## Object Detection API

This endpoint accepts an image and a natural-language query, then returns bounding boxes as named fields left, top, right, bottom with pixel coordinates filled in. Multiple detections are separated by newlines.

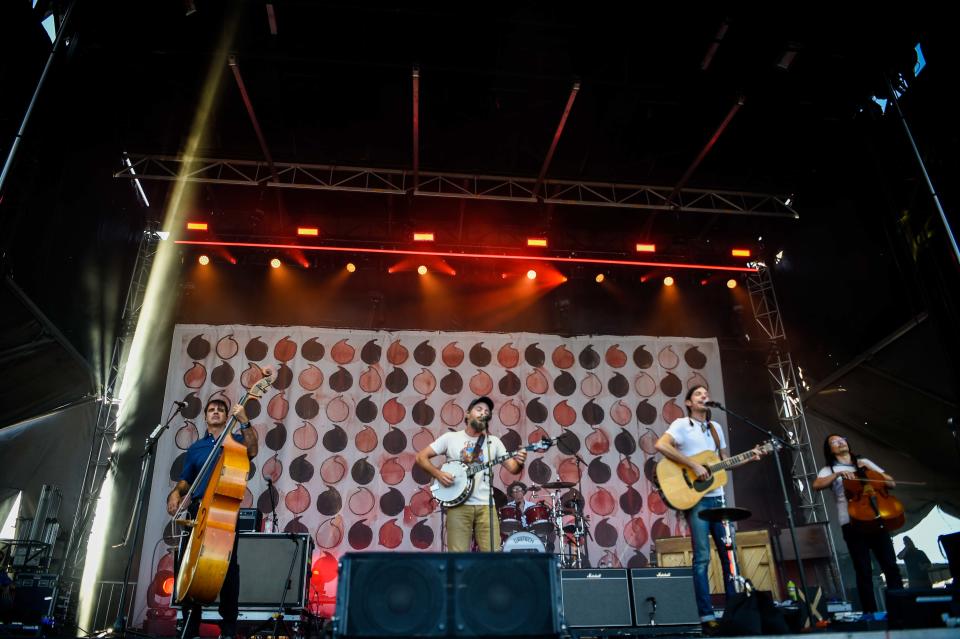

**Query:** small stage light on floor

left=198, top=255, right=210, bottom=266
left=346, top=262, right=357, bottom=273
left=663, top=276, right=675, bottom=286
left=162, top=577, right=174, bottom=596
left=417, top=265, right=428, bottom=275
left=270, top=258, right=281, bottom=269
left=595, top=273, right=605, bottom=283
left=527, top=269, right=537, bottom=280
left=727, top=278, right=738, bottom=289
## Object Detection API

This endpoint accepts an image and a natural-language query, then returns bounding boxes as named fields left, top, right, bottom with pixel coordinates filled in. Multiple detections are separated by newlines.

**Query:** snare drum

left=499, top=504, right=523, bottom=534
left=523, top=502, right=552, bottom=535
left=501, top=531, right=546, bottom=553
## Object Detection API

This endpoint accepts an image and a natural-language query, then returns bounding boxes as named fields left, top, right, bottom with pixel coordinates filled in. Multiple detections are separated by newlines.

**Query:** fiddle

left=842, top=464, right=905, bottom=533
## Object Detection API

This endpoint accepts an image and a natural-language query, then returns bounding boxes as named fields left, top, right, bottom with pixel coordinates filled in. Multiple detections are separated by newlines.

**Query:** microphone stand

left=98, top=401, right=184, bottom=638
left=266, top=478, right=279, bottom=532
left=707, top=403, right=810, bottom=607
left=486, top=432, right=496, bottom=552
left=572, top=454, right=592, bottom=568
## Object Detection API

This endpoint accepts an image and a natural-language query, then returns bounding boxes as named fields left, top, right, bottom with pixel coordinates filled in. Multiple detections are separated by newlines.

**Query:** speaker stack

left=334, top=553, right=565, bottom=639
left=333, top=556, right=700, bottom=638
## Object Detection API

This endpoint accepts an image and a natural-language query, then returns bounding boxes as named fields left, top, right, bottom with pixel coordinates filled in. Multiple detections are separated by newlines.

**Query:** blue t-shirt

left=180, top=431, right=246, bottom=497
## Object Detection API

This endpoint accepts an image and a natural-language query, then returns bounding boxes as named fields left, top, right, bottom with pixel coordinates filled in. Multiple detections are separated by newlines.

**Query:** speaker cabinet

left=452, top=554, right=564, bottom=638
left=630, top=567, right=699, bottom=626
left=175, top=532, right=313, bottom=610
left=885, top=588, right=960, bottom=629
left=334, top=552, right=564, bottom=639
left=561, top=569, right=632, bottom=627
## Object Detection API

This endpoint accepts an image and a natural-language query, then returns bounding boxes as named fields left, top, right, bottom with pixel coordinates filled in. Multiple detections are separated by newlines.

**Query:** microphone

left=704, top=401, right=724, bottom=408
left=173, top=400, right=187, bottom=408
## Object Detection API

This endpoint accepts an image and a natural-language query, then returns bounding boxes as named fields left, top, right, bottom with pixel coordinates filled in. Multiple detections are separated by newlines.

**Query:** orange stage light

left=417, top=265, right=428, bottom=275
left=526, top=270, right=537, bottom=280
left=198, top=255, right=210, bottom=266
left=162, top=577, right=174, bottom=596
left=727, top=278, right=738, bottom=289
left=731, top=248, right=751, bottom=257
left=635, top=243, right=656, bottom=253
left=186, top=222, right=208, bottom=231
left=527, top=238, right=548, bottom=247
left=663, top=276, right=675, bottom=286
left=346, top=263, right=356, bottom=272
left=595, top=273, right=605, bottom=283
left=413, top=232, right=435, bottom=242
left=297, top=227, right=319, bottom=236
left=270, top=258, right=281, bottom=269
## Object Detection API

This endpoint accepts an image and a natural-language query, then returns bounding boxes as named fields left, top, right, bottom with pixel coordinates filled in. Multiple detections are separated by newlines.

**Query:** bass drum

left=501, top=531, right=546, bottom=553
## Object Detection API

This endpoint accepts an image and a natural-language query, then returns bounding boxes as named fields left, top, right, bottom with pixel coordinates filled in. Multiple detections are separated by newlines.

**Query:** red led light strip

left=175, top=240, right=757, bottom=272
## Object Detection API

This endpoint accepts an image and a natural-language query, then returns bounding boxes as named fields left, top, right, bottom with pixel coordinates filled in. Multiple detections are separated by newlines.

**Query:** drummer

left=507, top=481, right=537, bottom=527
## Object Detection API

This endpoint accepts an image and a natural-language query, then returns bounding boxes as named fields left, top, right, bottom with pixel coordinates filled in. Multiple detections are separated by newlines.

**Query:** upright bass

left=174, top=371, right=274, bottom=604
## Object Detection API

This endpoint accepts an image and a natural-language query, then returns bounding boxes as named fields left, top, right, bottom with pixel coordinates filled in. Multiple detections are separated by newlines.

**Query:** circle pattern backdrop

left=136, top=325, right=729, bottom=622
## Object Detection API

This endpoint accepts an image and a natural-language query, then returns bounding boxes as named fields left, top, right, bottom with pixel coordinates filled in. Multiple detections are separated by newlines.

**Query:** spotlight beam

left=176, top=240, right=757, bottom=272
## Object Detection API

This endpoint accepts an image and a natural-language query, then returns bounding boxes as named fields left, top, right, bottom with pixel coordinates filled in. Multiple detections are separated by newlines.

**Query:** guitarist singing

left=654, top=385, right=762, bottom=637
left=415, top=396, right=526, bottom=551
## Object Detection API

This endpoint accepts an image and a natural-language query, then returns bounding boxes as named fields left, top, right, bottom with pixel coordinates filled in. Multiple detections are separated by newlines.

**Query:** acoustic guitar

left=655, top=442, right=773, bottom=510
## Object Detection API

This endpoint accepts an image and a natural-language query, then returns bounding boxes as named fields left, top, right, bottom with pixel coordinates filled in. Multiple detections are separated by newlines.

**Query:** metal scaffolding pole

left=53, top=222, right=161, bottom=625
left=744, top=263, right=846, bottom=596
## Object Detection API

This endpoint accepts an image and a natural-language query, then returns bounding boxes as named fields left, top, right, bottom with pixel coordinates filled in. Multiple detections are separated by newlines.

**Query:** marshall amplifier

left=561, top=569, right=633, bottom=627
left=630, top=567, right=699, bottom=626
left=237, top=508, right=263, bottom=533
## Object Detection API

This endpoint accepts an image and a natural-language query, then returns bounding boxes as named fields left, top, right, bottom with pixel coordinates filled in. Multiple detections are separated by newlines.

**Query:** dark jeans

left=841, top=523, right=903, bottom=612
left=177, top=504, right=241, bottom=638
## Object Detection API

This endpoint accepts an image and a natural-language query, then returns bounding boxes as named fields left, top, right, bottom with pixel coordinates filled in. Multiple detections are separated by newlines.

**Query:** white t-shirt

left=816, top=458, right=884, bottom=526
left=665, top=416, right=727, bottom=498
left=430, top=430, right=507, bottom=506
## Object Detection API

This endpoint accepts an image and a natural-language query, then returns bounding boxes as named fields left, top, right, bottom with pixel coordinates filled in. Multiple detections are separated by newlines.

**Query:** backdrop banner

left=135, top=325, right=728, bottom=623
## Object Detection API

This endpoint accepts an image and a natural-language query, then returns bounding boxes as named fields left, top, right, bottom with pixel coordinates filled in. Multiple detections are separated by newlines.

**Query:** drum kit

left=499, top=480, right=590, bottom=567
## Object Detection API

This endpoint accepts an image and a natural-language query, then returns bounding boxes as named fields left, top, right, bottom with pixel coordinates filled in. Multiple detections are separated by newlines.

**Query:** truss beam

left=116, top=155, right=799, bottom=218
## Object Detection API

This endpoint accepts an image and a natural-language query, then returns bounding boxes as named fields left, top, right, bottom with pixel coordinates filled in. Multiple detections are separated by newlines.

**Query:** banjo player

left=415, top=396, right=527, bottom=551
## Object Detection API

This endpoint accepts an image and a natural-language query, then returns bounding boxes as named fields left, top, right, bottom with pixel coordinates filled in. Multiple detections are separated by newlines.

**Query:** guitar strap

left=465, top=433, right=486, bottom=464
left=708, top=422, right=723, bottom=459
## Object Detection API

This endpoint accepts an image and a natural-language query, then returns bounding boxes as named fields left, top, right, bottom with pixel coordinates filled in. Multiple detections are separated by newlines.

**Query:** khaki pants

left=445, top=504, right=501, bottom=552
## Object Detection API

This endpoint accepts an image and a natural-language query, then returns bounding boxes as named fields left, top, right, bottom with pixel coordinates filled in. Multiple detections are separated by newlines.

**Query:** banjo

left=431, top=437, right=554, bottom=507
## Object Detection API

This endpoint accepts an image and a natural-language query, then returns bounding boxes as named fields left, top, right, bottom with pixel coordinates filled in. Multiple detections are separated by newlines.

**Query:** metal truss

left=116, top=155, right=799, bottom=218
left=745, top=264, right=845, bottom=594
left=54, top=222, right=161, bottom=623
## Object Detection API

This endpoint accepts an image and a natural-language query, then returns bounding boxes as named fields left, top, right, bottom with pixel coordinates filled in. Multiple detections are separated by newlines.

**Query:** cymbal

left=542, top=480, right=576, bottom=489
left=697, top=507, right=752, bottom=523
